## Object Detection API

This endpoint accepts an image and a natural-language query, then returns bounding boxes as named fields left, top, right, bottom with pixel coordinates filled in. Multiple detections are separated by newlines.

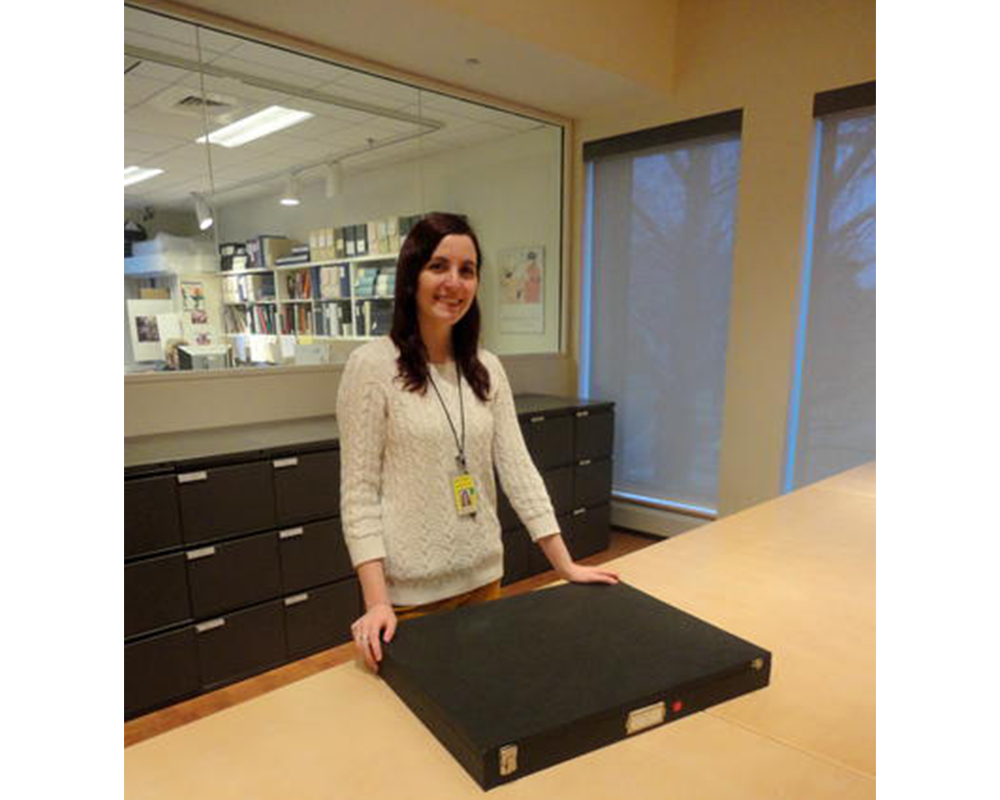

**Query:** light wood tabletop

left=125, top=462, right=875, bottom=799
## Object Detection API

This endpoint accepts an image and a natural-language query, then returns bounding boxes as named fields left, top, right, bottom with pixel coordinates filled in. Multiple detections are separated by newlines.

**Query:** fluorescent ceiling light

left=196, top=105, right=314, bottom=148
left=124, top=166, right=164, bottom=187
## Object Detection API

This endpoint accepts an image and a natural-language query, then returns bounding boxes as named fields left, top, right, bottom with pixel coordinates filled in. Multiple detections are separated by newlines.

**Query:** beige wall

left=125, top=0, right=875, bottom=518
left=571, top=0, right=874, bottom=515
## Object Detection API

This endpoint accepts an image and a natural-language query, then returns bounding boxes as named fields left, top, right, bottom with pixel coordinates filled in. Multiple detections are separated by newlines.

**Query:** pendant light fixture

left=192, top=192, right=214, bottom=230
left=280, top=174, right=301, bottom=206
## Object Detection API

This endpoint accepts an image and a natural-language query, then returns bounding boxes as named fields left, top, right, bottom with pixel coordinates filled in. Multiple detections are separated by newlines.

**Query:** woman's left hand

left=559, top=563, right=620, bottom=585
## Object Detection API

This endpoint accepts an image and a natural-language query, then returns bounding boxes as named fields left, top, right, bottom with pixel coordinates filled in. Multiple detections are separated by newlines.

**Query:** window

left=582, top=113, right=742, bottom=515
left=785, top=85, right=875, bottom=491
left=124, top=4, right=564, bottom=374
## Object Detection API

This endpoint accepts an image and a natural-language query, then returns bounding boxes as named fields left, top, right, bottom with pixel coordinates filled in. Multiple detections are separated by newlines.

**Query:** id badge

left=452, top=473, right=478, bottom=516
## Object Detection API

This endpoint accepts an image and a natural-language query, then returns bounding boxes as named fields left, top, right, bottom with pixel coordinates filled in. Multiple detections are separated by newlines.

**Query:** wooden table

left=125, top=463, right=875, bottom=799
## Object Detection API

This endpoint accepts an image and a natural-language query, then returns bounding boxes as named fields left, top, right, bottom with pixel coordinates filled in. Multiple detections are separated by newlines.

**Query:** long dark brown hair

left=390, top=212, right=491, bottom=401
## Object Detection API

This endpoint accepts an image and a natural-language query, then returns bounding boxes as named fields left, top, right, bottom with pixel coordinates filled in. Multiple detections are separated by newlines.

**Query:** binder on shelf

left=248, top=235, right=294, bottom=269
left=354, top=266, right=379, bottom=298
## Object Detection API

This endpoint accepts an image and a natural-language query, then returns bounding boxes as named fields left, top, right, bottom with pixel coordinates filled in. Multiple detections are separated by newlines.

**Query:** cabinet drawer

left=543, top=466, right=574, bottom=515
left=521, top=414, right=573, bottom=470
left=272, top=450, right=341, bottom=526
left=496, top=465, right=571, bottom=532
left=573, top=458, right=613, bottom=509
left=567, top=503, right=611, bottom=560
left=125, top=553, right=191, bottom=639
left=277, top=518, right=353, bottom=593
left=176, top=461, right=275, bottom=545
left=573, top=409, right=615, bottom=461
left=501, top=527, right=528, bottom=586
left=185, top=531, right=282, bottom=619
left=195, top=600, right=287, bottom=691
left=125, top=475, right=182, bottom=558
left=125, top=627, right=199, bottom=719
left=283, top=579, right=361, bottom=659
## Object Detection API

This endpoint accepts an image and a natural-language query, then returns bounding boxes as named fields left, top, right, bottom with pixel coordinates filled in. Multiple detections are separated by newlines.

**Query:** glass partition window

left=124, top=5, right=564, bottom=374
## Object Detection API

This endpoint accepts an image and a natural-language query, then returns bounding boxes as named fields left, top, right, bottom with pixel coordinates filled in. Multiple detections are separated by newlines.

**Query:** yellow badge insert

left=453, top=473, right=478, bottom=515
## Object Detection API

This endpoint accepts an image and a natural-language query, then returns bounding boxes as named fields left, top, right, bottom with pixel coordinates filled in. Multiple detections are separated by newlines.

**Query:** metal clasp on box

left=499, top=744, right=518, bottom=776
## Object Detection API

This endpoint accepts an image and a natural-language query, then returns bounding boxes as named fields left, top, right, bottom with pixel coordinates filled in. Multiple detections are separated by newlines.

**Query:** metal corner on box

left=499, top=744, right=518, bottom=776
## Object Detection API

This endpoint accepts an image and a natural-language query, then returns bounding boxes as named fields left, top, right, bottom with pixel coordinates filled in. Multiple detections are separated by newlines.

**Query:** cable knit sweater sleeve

left=336, top=346, right=389, bottom=567
left=486, top=352, right=561, bottom=542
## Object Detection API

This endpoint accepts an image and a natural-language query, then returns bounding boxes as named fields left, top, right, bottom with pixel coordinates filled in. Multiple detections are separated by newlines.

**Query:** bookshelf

left=216, top=214, right=424, bottom=363
left=219, top=253, right=398, bottom=357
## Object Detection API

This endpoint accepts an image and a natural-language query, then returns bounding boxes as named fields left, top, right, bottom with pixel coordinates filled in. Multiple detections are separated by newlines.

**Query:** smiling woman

left=124, top=3, right=565, bottom=376
left=335, top=212, right=617, bottom=672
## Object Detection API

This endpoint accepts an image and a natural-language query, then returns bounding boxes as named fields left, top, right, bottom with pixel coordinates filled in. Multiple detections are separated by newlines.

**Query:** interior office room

left=115, top=0, right=877, bottom=797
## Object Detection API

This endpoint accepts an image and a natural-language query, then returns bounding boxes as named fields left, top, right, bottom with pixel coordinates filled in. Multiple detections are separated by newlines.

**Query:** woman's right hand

left=350, top=602, right=397, bottom=672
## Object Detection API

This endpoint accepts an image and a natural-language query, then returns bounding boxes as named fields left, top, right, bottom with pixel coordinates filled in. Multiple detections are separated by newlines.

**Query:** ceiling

left=125, top=5, right=555, bottom=210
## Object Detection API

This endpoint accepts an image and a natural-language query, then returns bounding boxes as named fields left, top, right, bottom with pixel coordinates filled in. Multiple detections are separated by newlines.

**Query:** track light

left=325, top=162, right=344, bottom=199
left=193, top=193, right=214, bottom=231
left=280, top=174, right=301, bottom=206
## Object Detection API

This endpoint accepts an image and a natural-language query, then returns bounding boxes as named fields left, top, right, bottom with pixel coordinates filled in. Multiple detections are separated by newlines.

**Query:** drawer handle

left=195, top=618, right=225, bottom=634
left=273, top=457, right=299, bottom=469
left=284, top=593, right=310, bottom=607
left=177, top=471, right=207, bottom=484
left=279, top=527, right=305, bottom=539
left=529, top=415, right=545, bottom=424
left=576, top=410, right=590, bottom=418
left=578, top=459, right=592, bottom=467
left=573, top=507, right=587, bottom=516
left=186, top=546, right=216, bottom=561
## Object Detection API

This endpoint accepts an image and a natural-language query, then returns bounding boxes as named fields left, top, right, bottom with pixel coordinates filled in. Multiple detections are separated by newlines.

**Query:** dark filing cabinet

left=124, top=396, right=614, bottom=720
left=497, top=396, right=616, bottom=585
left=124, top=418, right=361, bottom=720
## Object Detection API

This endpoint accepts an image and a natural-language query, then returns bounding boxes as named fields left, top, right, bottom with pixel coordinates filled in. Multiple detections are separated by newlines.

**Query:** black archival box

left=379, top=581, right=771, bottom=790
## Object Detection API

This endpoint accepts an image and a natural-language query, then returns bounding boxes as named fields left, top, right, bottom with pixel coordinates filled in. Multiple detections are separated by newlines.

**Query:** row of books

left=319, top=265, right=351, bottom=299
left=222, top=274, right=276, bottom=303
left=315, top=302, right=354, bottom=338
left=353, top=265, right=396, bottom=298
left=224, top=304, right=278, bottom=334
left=355, top=299, right=394, bottom=337
left=280, top=304, right=315, bottom=336
left=284, top=269, right=313, bottom=300
left=307, top=214, right=423, bottom=261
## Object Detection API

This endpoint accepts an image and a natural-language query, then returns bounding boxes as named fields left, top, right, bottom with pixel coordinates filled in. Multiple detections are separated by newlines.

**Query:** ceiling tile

left=124, top=130, right=190, bottom=156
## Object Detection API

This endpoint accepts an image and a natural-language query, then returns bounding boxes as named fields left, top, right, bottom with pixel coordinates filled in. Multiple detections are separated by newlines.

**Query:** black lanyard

left=427, top=362, right=467, bottom=471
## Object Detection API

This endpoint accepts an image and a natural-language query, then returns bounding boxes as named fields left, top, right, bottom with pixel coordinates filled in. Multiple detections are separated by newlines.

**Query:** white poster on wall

left=126, top=299, right=175, bottom=361
left=497, top=246, right=544, bottom=334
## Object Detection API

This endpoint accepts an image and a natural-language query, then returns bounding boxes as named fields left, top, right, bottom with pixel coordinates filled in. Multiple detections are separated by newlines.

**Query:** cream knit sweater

left=336, top=337, right=559, bottom=605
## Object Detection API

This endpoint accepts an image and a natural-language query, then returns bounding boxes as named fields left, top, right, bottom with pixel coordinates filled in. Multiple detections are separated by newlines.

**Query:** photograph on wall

left=181, top=281, right=206, bottom=312
left=498, top=246, right=545, bottom=334
left=126, top=299, right=175, bottom=361
left=136, top=316, right=160, bottom=343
